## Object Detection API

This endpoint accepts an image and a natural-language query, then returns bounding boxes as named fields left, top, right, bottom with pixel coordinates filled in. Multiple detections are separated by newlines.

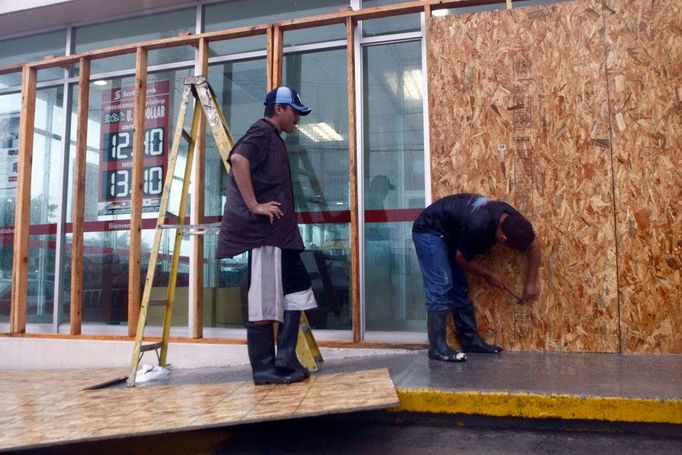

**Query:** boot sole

left=428, top=352, right=467, bottom=362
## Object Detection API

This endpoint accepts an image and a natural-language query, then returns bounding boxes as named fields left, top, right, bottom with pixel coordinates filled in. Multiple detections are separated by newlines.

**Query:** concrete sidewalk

left=162, top=350, right=682, bottom=425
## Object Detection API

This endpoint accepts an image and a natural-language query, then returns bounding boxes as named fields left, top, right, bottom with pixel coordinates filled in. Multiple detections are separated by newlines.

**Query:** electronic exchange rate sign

left=98, top=80, right=170, bottom=216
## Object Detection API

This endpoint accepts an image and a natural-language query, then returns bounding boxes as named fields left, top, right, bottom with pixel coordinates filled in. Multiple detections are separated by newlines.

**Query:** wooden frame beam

left=271, top=25, right=283, bottom=89
left=0, top=63, right=24, bottom=76
left=69, top=58, right=91, bottom=335
left=26, top=25, right=270, bottom=71
left=346, top=17, right=361, bottom=343
left=128, top=47, right=148, bottom=337
left=10, top=65, right=37, bottom=334
left=190, top=38, right=209, bottom=339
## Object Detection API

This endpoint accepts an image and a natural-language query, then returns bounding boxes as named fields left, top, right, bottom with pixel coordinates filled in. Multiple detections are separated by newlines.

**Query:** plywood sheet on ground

left=428, top=0, right=619, bottom=351
left=0, top=368, right=398, bottom=451
left=604, top=0, right=682, bottom=353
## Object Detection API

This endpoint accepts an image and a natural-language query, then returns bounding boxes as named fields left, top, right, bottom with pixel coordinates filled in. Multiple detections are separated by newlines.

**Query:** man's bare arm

left=231, top=154, right=283, bottom=224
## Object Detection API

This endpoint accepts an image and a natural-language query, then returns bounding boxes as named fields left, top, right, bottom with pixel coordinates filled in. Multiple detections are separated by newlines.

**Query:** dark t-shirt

left=412, top=193, right=522, bottom=261
left=216, top=119, right=304, bottom=258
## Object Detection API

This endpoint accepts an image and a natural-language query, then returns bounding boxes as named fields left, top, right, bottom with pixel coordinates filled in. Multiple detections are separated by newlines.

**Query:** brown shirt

left=216, top=118, right=304, bottom=258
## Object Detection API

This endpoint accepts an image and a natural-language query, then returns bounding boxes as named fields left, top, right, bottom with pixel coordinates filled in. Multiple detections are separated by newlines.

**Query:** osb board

left=604, top=0, right=682, bottom=353
left=428, top=0, right=620, bottom=351
left=0, top=368, right=398, bottom=451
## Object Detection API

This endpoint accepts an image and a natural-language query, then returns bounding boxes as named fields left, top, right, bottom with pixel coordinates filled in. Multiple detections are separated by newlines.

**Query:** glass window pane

left=0, top=30, right=67, bottom=86
left=363, top=41, right=425, bottom=331
left=74, top=9, right=195, bottom=74
left=284, top=49, right=349, bottom=212
left=361, top=0, right=420, bottom=37
left=0, top=92, right=21, bottom=322
left=203, top=58, right=267, bottom=329
left=64, top=68, right=193, bottom=328
left=284, top=25, right=346, bottom=47
left=365, top=221, right=424, bottom=331
left=285, top=48, right=352, bottom=330
left=205, top=0, right=347, bottom=55
left=24, top=86, right=65, bottom=325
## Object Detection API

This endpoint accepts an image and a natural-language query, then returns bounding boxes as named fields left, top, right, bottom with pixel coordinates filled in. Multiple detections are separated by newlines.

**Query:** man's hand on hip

left=252, top=201, right=283, bottom=224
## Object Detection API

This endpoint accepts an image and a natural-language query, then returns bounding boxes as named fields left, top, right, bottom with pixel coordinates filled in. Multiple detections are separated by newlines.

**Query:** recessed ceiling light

left=93, top=80, right=108, bottom=86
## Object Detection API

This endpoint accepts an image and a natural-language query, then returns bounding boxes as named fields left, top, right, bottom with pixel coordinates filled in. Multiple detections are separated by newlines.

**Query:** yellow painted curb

left=395, top=388, right=682, bottom=424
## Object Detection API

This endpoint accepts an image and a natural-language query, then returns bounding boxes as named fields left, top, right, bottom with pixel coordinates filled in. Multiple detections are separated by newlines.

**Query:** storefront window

left=204, top=0, right=347, bottom=55
left=0, top=31, right=66, bottom=88
left=361, top=0, right=421, bottom=38
left=73, top=9, right=195, bottom=75
left=202, top=58, right=267, bottom=329
left=0, top=93, right=21, bottom=322
left=284, top=47, right=352, bottom=330
left=25, top=86, right=65, bottom=324
left=363, top=40, right=425, bottom=332
left=63, top=68, right=193, bottom=328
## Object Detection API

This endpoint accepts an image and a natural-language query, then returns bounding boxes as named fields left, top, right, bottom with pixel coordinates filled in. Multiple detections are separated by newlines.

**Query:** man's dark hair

left=501, top=213, right=535, bottom=251
left=264, top=102, right=276, bottom=118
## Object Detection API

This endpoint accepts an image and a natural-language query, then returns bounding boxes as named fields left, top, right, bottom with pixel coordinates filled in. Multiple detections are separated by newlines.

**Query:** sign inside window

left=98, top=80, right=170, bottom=216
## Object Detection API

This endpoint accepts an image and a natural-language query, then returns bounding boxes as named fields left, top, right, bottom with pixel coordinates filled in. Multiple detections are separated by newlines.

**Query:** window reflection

left=363, top=41, right=426, bottom=332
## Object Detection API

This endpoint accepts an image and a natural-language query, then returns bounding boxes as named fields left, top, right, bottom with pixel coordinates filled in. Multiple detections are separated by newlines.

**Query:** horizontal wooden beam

left=27, top=24, right=270, bottom=70
left=0, top=63, right=23, bottom=76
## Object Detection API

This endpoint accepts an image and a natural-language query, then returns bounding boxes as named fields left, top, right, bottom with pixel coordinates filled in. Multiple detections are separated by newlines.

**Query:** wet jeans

left=412, top=232, right=471, bottom=311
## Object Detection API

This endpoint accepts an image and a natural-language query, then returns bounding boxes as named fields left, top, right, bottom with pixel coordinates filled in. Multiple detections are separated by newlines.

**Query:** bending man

left=217, top=86, right=316, bottom=385
left=412, top=193, right=541, bottom=361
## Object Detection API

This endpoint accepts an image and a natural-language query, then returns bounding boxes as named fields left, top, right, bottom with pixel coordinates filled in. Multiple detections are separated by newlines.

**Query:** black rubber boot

left=453, top=305, right=503, bottom=354
left=246, top=322, right=306, bottom=385
left=275, top=310, right=310, bottom=378
left=427, top=310, right=466, bottom=362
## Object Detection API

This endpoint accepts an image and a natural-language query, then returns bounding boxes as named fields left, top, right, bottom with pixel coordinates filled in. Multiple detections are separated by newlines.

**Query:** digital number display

left=101, top=165, right=164, bottom=201
left=102, top=127, right=164, bottom=162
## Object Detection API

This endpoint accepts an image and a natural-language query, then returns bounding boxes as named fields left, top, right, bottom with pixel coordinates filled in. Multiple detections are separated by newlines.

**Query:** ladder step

left=149, top=299, right=167, bottom=307
left=140, top=342, right=163, bottom=353
left=182, top=129, right=192, bottom=142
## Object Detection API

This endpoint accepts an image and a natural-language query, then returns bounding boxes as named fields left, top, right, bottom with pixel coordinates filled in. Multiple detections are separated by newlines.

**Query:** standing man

left=412, top=193, right=540, bottom=361
left=217, top=86, right=317, bottom=385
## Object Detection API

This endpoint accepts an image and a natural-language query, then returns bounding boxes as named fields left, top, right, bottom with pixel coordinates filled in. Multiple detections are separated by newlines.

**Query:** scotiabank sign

left=98, top=81, right=170, bottom=216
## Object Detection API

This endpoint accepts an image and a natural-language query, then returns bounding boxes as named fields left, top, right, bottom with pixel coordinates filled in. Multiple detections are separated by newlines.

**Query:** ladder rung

left=140, top=342, right=163, bottom=353
left=182, top=129, right=192, bottom=142
left=149, top=299, right=167, bottom=307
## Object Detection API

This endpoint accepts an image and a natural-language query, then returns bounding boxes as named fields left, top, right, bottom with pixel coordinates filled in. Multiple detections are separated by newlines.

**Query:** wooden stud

left=191, top=39, right=209, bottom=339
left=128, top=47, right=148, bottom=337
left=69, top=58, right=90, bottom=335
left=346, top=17, right=360, bottom=342
left=266, top=27, right=274, bottom=90
left=506, top=0, right=512, bottom=10
left=272, top=25, right=283, bottom=88
left=0, top=63, right=23, bottom=75
left=27, top=25, right=270, bottom=70
left=9, top=65, right=37, bottom=334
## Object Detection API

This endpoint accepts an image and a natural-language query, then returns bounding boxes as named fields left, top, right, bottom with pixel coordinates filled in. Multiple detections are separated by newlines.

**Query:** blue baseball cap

left=264, top=86, right=311, bottom=116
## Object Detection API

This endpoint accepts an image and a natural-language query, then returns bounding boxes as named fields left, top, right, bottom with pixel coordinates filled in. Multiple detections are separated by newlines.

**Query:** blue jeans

left=412, top=232, right=471, bottom=311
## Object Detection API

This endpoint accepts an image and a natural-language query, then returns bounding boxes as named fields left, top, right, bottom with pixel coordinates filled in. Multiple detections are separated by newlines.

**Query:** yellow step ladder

left=126, top=76, right=322, bottom=387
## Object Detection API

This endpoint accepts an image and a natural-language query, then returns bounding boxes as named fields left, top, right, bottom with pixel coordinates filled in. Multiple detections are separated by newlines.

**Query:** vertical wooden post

left=70, top=58, right=90, bottom=335
left=346, top=17, right=361, bottom=343
left=10, top=65, right=37, bottom=334
left=272, top=25, right=283, bottom=88
left=128, top=47, right=148, bottom=337
left=266, top=27, right=274, bottom=91
left=506, top=0, right=513, bottom=10
left=191, top=38, right=209, bottom=339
